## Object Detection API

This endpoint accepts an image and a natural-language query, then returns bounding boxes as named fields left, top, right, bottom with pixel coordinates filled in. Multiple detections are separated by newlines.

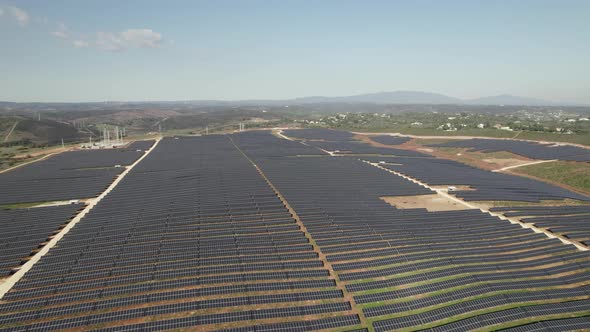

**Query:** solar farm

left=429, top=139, right=590, bottom=162
left=0, top=130, right=589, bottom=331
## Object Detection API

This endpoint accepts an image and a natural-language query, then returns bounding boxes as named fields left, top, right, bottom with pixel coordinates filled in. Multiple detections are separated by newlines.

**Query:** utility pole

left=158, top=123, right=162, bottom=133
left=38, top=113, right=41, bottom=121
left=61, top=138, right=65, bottom=148
left=206, top=126, right=209, bottom=135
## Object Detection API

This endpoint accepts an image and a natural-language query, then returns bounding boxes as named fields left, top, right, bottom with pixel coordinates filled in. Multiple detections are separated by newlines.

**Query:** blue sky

left=1, top=0, right=589, bottom=103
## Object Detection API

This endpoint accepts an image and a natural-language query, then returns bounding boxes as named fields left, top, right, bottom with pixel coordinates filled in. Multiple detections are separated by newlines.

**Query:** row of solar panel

left=0, top=205, right=80, bottom=276
left=0, top=279, right=337, bottom=312
left=1, top=136, right=361, bottom=331
left=356, top=272, right=588, bottom=305
left=34, top=243, right=316, bottom=278
left=347, top=253, right=588, bottom=291
left=6, top=269, right=331, bottom=301
left=43, top=213, right=299, bottom=241
left=364, top=156, right=590, bottom=202
left=369, top=135, right=412, bottom=145
left=282, top=129, right=426, bottom=156
left=216, top=315, right=362, bottom=332
left=326, top=235, right=558, bottom=262
left=0, top=141, right=154, bottom=204
left=34, top=242, right=314, bottom=274
left=229, top=131, right=327, bottom=157
left=31, top=249, right=318, bottom=278
left=430, top=138, right=590, bottom=162
left=346, top=247, right=580, bottom=288
left=1, top=302, right=352, bottom=332
left=364, top=278, right=590, bottom=318
left=491, top=205, right=590, bottom=245
left=230, top=131, right=590, bottom=331
left=418, top=299, right=590, bottom=332
left=501, top=316, right=590, bottom=332
left=22, top=259, right=324, bottom=289
left=320, top=231, right=544, bottom=252
left=0, top=289, right=344, bottom=326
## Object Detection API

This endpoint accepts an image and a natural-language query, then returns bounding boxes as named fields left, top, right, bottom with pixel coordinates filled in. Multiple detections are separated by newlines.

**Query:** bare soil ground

left=431, top=185, right=476, bottom=191
left=380, top=194, right=470, bottom=212
left=358, top=134, right=534, bottom=172
left=354, top=134, right=399, bottom=149
left=483, top=158, right=531, bottom=168
left=13, top=145, right=71, bottom=159
left=471, top=199, right=590, bottom=209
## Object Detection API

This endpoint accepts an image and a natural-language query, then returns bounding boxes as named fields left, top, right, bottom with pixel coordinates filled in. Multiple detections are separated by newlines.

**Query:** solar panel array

left=490, top=205, right=590, bottom=245
left=411, top=299, right=590, bottom=332
left=0, top=136, right=359, bottom=331
left=125, top=140, right=156, bottom=151
left=500, top=316, right=590, bottom=331
left=0, top=205, right=80, bottom=276
left=229, top=131, right=325, bottom=157
left=283, top=128, right=355, bottom=141
left=430, top=138, right=590, bottom=162
left=0, top=143, right=154, bottom=205
left=364, top=156, right=590, bottom=202
left=283, top=128, right=428, bottom=157
left=369, top=135, right=412, bottom=146
left=1, top=130, right=589, bottom=331
left=231, top=131, right=590, bottom=332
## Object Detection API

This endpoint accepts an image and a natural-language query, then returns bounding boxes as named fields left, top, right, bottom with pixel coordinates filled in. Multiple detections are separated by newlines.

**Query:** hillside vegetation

left=512, top=161, right=590, bottom=195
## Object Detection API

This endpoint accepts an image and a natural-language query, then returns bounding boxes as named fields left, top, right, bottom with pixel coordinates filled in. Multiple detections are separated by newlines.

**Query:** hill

left=0, top=116, right=88, bottom=146
left=466, top=94, right=556, bottom=106
left=291, top=91, right=462, bottom=104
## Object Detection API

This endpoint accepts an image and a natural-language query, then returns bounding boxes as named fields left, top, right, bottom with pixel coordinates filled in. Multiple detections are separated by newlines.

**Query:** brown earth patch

left=483, top=158, right=532, bottom=168
left=380, top=194, right=470, bottom=211
left=431, top=185, right=476, bottom=191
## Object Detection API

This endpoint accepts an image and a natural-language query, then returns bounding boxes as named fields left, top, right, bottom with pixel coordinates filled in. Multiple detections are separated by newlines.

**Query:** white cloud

left=51, top=22, right=68, bottom=39
left=95, top=29, right=163, bottom=51
left=95, top=31, right=125, bottom=51
left=73, top=40, right=89, bottom=48
left=120, top=29, right=162, bottom=48
left=94, top=28, right=163, bottom=52
left=0, top=6, right=165, bottom=52
left=7, top=6, right=29, bottom=26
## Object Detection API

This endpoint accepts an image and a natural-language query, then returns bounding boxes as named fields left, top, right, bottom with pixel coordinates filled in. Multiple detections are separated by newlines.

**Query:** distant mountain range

left=288, top=91, right=562, bottom=106
left=0, top=91, right=581, bottom=106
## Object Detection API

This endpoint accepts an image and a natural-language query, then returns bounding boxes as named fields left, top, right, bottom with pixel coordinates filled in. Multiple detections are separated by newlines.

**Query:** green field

left=515, top=131, right=590, bottom=146
left=335, top=125, right=590, bottom=146
left=512, top=161, right=590, bottom=195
